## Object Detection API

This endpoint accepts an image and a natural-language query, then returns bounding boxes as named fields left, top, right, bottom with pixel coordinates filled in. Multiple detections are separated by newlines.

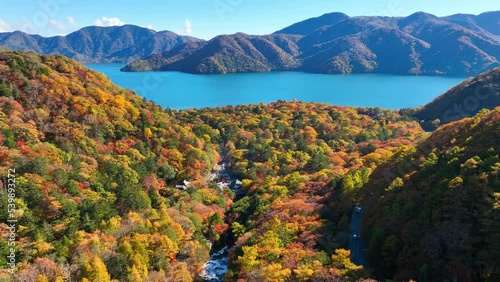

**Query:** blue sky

left=0, top=0, right=498, bottom=39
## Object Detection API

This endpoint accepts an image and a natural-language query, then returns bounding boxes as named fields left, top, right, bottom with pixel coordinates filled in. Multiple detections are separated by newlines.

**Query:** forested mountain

left=2, top=11, right=498, bottom=75
left=0, top=25, right=202, bottom=63
left=274, top=12, right=350, bottom=35
left=121, top=33, right=302, bottom=73
left=0, top=49, right=224, bottom=281
left=414, top=67, right=500, bottom=130
left=361, top=107, right=500, bottom=281
left=0, top=49, right=498, bottom=282
left=123, top=11, right=500, bottom=75
left=445, top=11, right=500, bottom=36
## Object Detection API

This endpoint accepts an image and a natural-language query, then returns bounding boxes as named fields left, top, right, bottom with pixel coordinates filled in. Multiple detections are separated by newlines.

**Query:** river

left=199, top=246, right=229, bottom=281
left=199, top=154, right=242, bottom=281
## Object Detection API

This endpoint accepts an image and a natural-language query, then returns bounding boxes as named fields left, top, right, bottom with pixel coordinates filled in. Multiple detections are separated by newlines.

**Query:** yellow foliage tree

left=258, top=230, right=283, bottom=260
left=127, top=265, right=143, bottom=282
left=293, top=260, right=322, bottom=281
left=82, top=255, right=111, bottom=282
left=166, top=262, right=192, bottom=282
left=331, top=249, right=364, bottom=281
left=144, top=127, right=153, bottom=139
left=262, top=263, right=291, bottom=282
left=130, top=253, right=148, bottom=279
left=241, top=179, right=253, bottom=190
left=236, top=245, right=260, bottom=271
left=35, top=274, right=49, bottom=282
left=32, top=239, right=54, bottom=256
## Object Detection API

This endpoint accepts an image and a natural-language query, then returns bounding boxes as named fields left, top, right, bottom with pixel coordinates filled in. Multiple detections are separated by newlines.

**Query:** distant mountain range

left=0, top=25, right=202, bottom=63
left=1, top=11, right=499, bottom=75
left=123, top=11, right=500, bottom=75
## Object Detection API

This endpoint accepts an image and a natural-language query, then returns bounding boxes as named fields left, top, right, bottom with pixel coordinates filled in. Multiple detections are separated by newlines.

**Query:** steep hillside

left=398, top=12, right=500, bottom=75
left=415, top=67, right=500, bottom=130
left=0, top=25, right=202, bottom=63
left=361, top=108, right=500, bottom=281
left=446, top=11, right=500, bottom=36
left=0, top=50, right=226, bottom=281
left=122, top=33, right=301, bottom=73
left=299, top=26, right=430, bottom=74
left=124, top=11, right=500, bottom=75
left=274, top=12, right=350, bottom=35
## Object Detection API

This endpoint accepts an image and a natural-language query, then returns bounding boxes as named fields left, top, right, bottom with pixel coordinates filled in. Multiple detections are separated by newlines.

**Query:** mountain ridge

left=123, top=11, right=500, bottom=75
left=1, top=11, right=499, bottom=74
left=0, top=24, right=203, bottom=63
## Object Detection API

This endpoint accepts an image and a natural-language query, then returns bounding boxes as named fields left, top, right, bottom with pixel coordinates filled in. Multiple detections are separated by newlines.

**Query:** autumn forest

left=0, top=48, right=499, bottom=282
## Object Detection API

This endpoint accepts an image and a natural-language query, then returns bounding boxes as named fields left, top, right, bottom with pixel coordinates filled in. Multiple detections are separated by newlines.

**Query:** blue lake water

left=86, top=63, right=467, bottom=110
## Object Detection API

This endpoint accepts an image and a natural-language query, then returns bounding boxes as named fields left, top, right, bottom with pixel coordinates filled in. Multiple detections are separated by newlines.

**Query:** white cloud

left=94, top=16, right=125, bottom=27
left=0, top=19, right=13, bottom=32
left=144, top=24, right=154, bottom=30
left=48, top=19, right=65, bottom=30
left=0, top=17, right=79, bottom=36
left=183, top=19, right=192, bottom=35
left=67, top=16, right=76, bottom=26
left=46, top=19, right=69, bottom=35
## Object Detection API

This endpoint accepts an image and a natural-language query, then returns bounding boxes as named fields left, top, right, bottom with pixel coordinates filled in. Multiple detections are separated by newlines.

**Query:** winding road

left=348, top=205, right=369, bottom=267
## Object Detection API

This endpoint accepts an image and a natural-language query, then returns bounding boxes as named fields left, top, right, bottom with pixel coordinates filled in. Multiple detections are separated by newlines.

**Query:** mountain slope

left=0, top=25, right=202, bottom=63
left=299, top=26, right=430, bottom=74
left=398, top=12, right=500, bottom=75
left=415, top=67, right=500, bottom=130
left=445, top=11, right=500, bottom=37
left=123, top=11, right=500, bottom=75
left=274, top=12, right=350, bottom=35
left=122, top=33, right=301, bottom=73
left=0, top=49, right=227, bottom=281
left=361, top=107, right=500, bottom=281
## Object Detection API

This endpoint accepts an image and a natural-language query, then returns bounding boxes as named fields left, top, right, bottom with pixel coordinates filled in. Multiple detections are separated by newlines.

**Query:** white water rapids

left=199, top=246, right=229, bottom=281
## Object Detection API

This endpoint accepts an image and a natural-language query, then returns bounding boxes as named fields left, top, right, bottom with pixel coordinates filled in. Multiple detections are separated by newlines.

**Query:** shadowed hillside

left=415, top=67, right=500, bottom=130
left=361, top=108, right=500, bottom=281
left=0, top=49, right=227, bottom=281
